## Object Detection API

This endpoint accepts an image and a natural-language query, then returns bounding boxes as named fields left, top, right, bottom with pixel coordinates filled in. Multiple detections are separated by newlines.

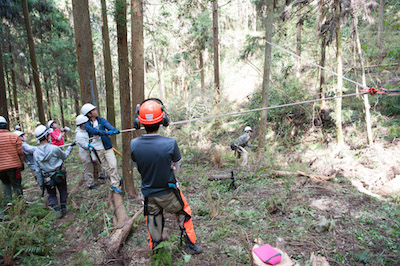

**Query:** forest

left=0, top=0, right=399, bottom=265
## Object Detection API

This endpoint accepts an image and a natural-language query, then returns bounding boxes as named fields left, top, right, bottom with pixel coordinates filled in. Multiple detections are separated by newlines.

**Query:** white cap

left=36, top=121, right=41, bottom=126
left=14, top=130, right=25, bottom=137
left=76, top=114, right=89, bottom=126
left=34, top=125, right=51, bottom=140
left=47, top=120, right=55, bottom=128
left=244, top=126, right=252, bottom=132
left=15, top=125, right=21, bottom=130
left=0, top=116, right=6, bottom=124
left=81, top=103, right=96, bottom=116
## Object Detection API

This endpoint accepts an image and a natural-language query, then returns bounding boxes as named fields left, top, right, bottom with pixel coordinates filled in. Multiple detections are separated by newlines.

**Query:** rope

left=62, top=90, right=369, bottom=148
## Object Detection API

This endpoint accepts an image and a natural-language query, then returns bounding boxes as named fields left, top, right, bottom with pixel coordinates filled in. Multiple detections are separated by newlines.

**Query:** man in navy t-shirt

left=130, top=99, right=202, bottom=255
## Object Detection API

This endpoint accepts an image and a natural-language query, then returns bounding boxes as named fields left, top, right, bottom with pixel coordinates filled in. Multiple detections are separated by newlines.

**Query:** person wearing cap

left=81, top=103, right=121, bottom=193
left=0, top=116, right=24, bottom=201
left=75, top=114, right=98, bottom=190
left=15, top=125, right=21, bottom=131
left=47, top=120, right=65, bottom=147
left=33, top=125, right=76, bottom=218
left=14, top=130, right=36, bottom=172
left=232, top=126, right=254, bottom=166
left=130, top=99, right=203, bottom=255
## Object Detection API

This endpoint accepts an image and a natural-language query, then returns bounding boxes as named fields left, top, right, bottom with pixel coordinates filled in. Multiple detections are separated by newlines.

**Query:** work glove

left=106, top=131, right=115, bottom=136
left=70, top=141, right=77, bottom=147
left=88, top=144, right=94, bottom=149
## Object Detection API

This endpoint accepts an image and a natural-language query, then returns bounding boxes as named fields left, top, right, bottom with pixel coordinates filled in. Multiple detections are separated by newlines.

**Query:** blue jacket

left=84, top=117, right=116, bottom=150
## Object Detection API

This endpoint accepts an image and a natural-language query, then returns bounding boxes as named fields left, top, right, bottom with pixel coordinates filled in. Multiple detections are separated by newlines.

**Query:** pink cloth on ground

left=253, top=244, right=282, bottom=265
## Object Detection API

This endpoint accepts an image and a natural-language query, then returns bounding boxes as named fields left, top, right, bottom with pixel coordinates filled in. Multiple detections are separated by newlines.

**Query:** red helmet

left=138, top=100, right=165, bottom=125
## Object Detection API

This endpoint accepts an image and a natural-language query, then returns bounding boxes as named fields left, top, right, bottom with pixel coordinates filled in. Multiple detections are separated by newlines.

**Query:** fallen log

left=271, top=170, right=334, bottom=181
left=208, top=171, right=235, bottom=181
left=106, top=206, right=143, bottom=257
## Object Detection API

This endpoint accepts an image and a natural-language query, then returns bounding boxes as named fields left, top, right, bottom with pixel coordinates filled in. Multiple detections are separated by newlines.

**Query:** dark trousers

left=46, top=175, right=68, bottom=209
left=0, top=169, right=22, bottom=199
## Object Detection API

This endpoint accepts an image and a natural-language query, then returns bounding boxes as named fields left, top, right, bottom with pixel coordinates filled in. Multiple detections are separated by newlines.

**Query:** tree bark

left=131, top=0, right=145, bottom=108
left=319, top=36, right=327, bottom=110
left=318, top=0, right=327, bottom=110
left=378, top=0, right=384, bottom=49
left=21, top=0, right=45, bottom=124
left=115, top=0, right=135, bottom=197
left=213, top=0, right=220, bottom=104
left=72, top=0, right=99, bottom=106
left=199, top=49, right=205, bottom=97
left=5, top=68, right=14, bottom=124
left=335, top=0, right=344, bottom=145
left=106, top=203, right=143, bottom=257
left=352, top=6, right=373, bottom=145
left=296, top=7, right=301, bottom=78
left=7, top=29, right=20, bottom=126
left=56, top=74, right=65, bottom=130
left=101, top=0, right=116, bottom=144
left=257, top=0, right=274, bottom=158
left=44, top=74, right=52, bottom=119
left=0, top=42, right=9, bottom=125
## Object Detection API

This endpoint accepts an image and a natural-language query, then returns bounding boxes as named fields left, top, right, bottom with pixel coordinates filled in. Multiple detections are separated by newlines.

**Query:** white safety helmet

left=15, top=125, right=21, bottom=130
left=36, top=121, right=41, bottom=126
left=76, top=114, right=89, bottom=126
left=0, top=116, right=7, bottom=124
left=244, top=126, right=252, bottom=132
left=34, top=125, right=51, bottom=140
left=47, top=120, right=56, bottom=128
left=81, top=103, right=96, bottom=116
left=14, top=130, right=25, bottom=137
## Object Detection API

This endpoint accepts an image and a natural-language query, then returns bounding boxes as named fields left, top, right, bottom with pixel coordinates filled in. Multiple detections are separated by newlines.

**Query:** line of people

left=0, top=99, right=204, bottom=254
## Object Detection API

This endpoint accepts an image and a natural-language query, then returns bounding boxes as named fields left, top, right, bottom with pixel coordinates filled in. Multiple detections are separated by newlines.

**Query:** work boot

left=184, top=234, right=203, bottom=255
left=186, top=242, right=203, bottom=255
left=61, top=204, right=67, bottom=216
left=53, top=206, right=63, bottom=219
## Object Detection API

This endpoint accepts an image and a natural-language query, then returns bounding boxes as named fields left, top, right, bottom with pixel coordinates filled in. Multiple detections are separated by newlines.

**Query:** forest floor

left=2, top=128, right=400, bottom=265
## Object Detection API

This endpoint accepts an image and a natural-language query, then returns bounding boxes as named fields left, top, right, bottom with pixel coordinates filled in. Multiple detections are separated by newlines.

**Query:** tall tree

left=21, top=0, right=45, bottom=124
left=101, top=0, right=116, bottom=143
left=296, top=6, right=302, bottom=78
left=72, top=0, right=99, bottom=106
left=6, top=28, right=20, bottom=126
left=258, top=0, right=274, bottom=158
left=115, top=0, right=135, bottom=197
left=378, top=0, right=384, bottom=49
left=351, top=1, right=373, bottom=145
left=335, top=0, right=344, bottom=145
left=131, top=0, right=145, bottom=110
left=213, top=0, right=220, bottom=104
left=0, top=41, right=9, bottom=125
left=317, top=0, right=327, bottom=110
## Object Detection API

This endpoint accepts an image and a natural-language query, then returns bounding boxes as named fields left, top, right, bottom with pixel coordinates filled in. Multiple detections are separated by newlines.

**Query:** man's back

left=130, top=134, right=181, bottom=197
left=0, top=129, right=23, bottom=171
left=235, top=132, right=250, bottom=147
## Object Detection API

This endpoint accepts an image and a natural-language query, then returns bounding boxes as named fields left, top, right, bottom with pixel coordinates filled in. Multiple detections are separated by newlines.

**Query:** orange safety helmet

left=138, top=99, right=166, bottom=125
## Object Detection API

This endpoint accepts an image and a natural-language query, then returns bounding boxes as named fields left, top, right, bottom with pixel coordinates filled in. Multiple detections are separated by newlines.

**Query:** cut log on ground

left=271, top=170, right=335, bottom=181
left=106, top=206, right=143, bottom=257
